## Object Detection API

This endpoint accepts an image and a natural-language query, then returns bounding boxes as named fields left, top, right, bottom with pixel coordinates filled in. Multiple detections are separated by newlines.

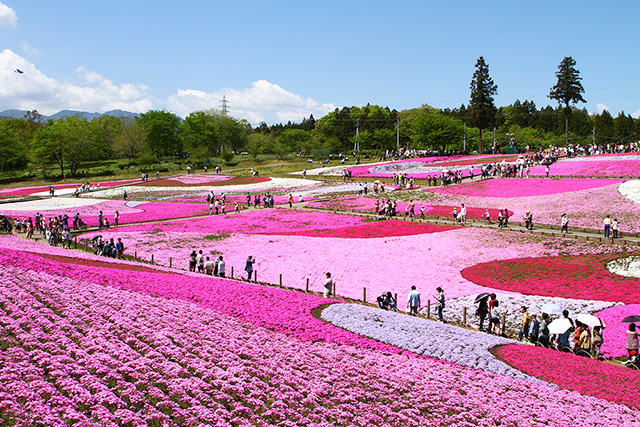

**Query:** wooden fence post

left=306, top=278, right=309, bottom=292
left=254, top=271, right=257, bottom=283
left=463, top=307, right=467, bottom=326
left=426, top=300, right=431, bottom=319
left=394, top=293, right=398, bottom=307
left=169, top=257, right=172, bottom=268
left=151, top=254, right=154, bottom=264
left=134, top=251, right=137, bottom=259
left=363, top=287, right=367, bottom=303
left=231, top=266, right=234, bottom=279
left=74, top=237, right=77, bottom=249
left=279, top=274, right=282, bottom=287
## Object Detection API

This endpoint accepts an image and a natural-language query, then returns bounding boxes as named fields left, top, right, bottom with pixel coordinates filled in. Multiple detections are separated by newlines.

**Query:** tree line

left=1, top=57, right=639, bottom=178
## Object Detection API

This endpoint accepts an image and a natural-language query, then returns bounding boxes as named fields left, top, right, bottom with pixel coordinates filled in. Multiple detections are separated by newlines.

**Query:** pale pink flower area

left=421, top=180, right=640, bottom=232
left=428, top=178, right=624, bottom=198
left=164, top=174, right=233, bottom=184
left=0, top=179, right=139, bottom=197
left=99, top=223, right=613, bottom=303
left=594, top=304, right=640, bottom=358
left=1, top=248, right=638, bottom=426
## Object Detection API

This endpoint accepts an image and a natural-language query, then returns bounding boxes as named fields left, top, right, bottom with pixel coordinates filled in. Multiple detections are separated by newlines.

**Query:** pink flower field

left=0, top=179, right=139, bottom=197
left=530, top=156, right=640, bottom=177
left=1, top=246, right=640, bottom=426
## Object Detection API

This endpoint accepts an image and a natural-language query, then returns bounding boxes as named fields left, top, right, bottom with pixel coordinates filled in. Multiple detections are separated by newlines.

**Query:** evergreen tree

left=468, top=56, right=498, bottom=154
left=549, top=56, right=586, bottom=146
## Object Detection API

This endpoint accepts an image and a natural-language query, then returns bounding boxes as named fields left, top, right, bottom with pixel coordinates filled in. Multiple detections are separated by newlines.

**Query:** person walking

left=434, top=287, right=445, bottom=322
left=244, top=255, right=255, bottom=281
left=188, top=250, right=197, bottom=272
left=592, top=321, right=606, bottom=359
left=459, top=203, right=467, bottom=225
left=407, top=286, right=421, bottom=316
left=476, top=296, right=489, bottom=331
left=561, top=213, right=569, bottom=234
left=323, top=272, right=333, bottom=298
left=114, top=210, right=119, bottom=227
left=603, top=215, right=611, bottom=238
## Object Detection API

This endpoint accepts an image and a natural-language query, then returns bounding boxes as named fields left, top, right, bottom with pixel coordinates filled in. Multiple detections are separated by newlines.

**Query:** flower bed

left=420, top=179, right=640, bottom=232
left=462, top=253, right=640, bottom=304
left=278, top=220, right=460, bottom=238
left=428, top=178, right=623, bottom=198
left=619, top=180, right=640, bottom=205
left=0, top=179, right=139, bottom=197
left=136, top=175, right=269, bottom=187
left=438, top=293, right=619, bottom=335
left=495, top=344, right=640, bottom=410
left=321, top=303, right=539, bottom=382
left=0, top=199, right=209, bottom=226
left=2, top=252, right=638, bottom=426
left=529, top=158, right=640, bottom=177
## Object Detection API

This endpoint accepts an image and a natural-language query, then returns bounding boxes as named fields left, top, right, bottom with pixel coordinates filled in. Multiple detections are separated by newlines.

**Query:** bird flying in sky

left=15, top=69, right=24, bottom=74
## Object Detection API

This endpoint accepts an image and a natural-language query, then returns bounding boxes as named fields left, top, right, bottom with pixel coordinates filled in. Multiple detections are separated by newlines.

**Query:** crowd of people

left=90, top=235, right=126, bottom=258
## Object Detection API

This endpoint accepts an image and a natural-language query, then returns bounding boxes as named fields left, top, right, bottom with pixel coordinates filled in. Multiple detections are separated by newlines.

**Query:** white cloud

left=632, top=109, right=640, bottom=119
left=20, top=41, right=40, bottom=57
left=596, top=103, right=610, bottom=114
left=167, top=80, right=336, bottom=124
left=0, top=2, right=17, bottom=28
left=0, top=49, right=153, bottom=115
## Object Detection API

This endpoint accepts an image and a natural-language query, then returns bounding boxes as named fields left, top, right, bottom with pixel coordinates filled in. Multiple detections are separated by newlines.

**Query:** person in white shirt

left=323, top=272, right=334, bottom=298
left=459, top=203, right=467, bottom=224
left=217, top=256, right=226, bottom=277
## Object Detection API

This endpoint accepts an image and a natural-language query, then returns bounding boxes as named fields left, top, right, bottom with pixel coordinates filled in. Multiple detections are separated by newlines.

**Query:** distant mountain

left=0, top=109, right=139, bottom=121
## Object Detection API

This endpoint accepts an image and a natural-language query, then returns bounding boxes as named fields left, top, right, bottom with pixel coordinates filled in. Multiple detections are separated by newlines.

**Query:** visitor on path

left=377, top=292, right=397, bottom=311
left=578, top=324, right=592, bottom=357
left=503, top=209, right=510, bottom=227
left=98, top=211, right=104, bottom=228
left=209, top=202, right=214, bottom=215
left=434, top=287, right=445, bottom=322
left=246, top=193, right=251, bottom=208
left=245, top=255, right=255, bottom=281
left=114, top=211, right=119, bottom=228
left=484, top=209, right=491, bottom=225
left=561, top=213, right=569, bottom=234
left=459, top=203, right=467, bottom=224
left=476, top=296, right=489, bottom=331
left=603, top=215, right=612, bottom=238
left=204, top=257, right=214, bottom=275
left=123, top=190, right=127, bottom=200
left=498, top=210, right=504, bottom=228
left=116, top=238, right=125, bottom=259
left=527, top=313, right=540, bottom=343
left=189, top=250, right=197, bottom=272
left=539, top=313, right=551, bottom=347
left=592, top=322, right=605, bottom=358
left=518, top=306, right=531, bottom=341
left=612, top=218, right=619, bottom=238
left=323, top=272, right=333, bottom=298
left=407, top=286, right=421, bottom=316
left=489, top=300, right=504, bottom=335
left=626, top=323, right=639, bottom=363
left=217, top=256, right=226, bottom=277
left=288, top=194, right=293, bottom=208
left=196, top=250, right=204, bottom=273
left=556, top=310, right=575, bottom=352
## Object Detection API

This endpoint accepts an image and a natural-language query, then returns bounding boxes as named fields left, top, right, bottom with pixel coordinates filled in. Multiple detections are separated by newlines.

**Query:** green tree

left=593, top=110, right=614, bottom=140
left=31, top=115, right=96, bottom=177
left=411, top=110, right=464, bottom=152
left=277, top=129, right=312, bottom=153
left=468, top=56, right=498, bottom=154
left=180, top=111, right=221, bottom=157
left=113, top=117, right=148, bottom=161
left=549, top=56, right=586, bottom=146
left=90, top=114, right=123, bottom=159
left=138, top=110, right=182, bottom=158
left=0, top=119, right=28, bottom=171
left=614, top=112, right=635, bottom=142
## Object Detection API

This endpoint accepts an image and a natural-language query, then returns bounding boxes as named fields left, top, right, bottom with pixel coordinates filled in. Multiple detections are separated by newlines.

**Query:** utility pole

left=464, top=123, right=467, bottom=152
left=396, top=116, right=400, bottom=150
left=354, top=118, right=360, bottom=152
left=592, top=126, right=596, bottom=145
left=220, top=95, right=229, bottom=115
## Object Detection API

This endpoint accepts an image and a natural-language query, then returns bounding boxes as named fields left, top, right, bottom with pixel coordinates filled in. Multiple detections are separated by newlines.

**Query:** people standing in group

left=523, top=211, right=533, bottom=230
left=407, top=286, right=421, bottom=316
left=518, top=306, right=531, bottom=341
left=188, top=250, right=197, bottom=272
left=204, top=257, right=214, bottom=275
left=217, top=256, right=226, bottom=277
left=196, top=250, right=204, bottom=273
left=612, top=218, right=619, bottom=238
left=245, top=255, right=255, bottom=281
left=603, top=215, right=612, bottom=238
left=323, top=272, right=333, bottom=298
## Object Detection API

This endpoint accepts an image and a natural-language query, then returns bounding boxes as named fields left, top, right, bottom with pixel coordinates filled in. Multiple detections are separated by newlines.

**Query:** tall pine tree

left=549, top=56, right=586, bottom=146
left=468, top=56, right=498, bottom=154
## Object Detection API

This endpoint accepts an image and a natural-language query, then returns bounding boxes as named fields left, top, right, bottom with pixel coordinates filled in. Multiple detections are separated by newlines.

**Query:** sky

left=1, top=1, right=639, bottom=125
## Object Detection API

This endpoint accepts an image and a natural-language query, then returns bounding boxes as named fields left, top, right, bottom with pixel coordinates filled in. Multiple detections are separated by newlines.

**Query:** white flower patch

left=0, top=197, right=105, bottom=211
left=434, top=293, right=621, bottom=334
left=565, top=155, right=640, bottom=162
left=322, top=303, right=548, bottom=384
left=607, top=256, right=640, bottom=279
left=90, top=178, right=322, bottom=198
left=618, top=180, right=640, bottom=205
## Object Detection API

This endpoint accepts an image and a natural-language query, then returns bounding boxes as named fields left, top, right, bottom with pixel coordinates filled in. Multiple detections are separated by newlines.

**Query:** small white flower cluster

left=607, top=255, right=640, bottom=279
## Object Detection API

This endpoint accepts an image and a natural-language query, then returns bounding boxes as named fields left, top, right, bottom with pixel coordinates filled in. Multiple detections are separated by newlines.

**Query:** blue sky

left=1, top=1, right=639, bottom=124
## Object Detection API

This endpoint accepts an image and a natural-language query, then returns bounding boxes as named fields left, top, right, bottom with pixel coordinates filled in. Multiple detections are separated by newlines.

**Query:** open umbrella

left=373, top=180, right=381, bottom=184
left=577, top=313, right=604, bottom=328
left=474, top=293, right=491, bottom=303
left=540, top=303, right=564, bottom=315
left=547, top=318, right=573, bottom=335
left=622, top=315, right=640, bottom=323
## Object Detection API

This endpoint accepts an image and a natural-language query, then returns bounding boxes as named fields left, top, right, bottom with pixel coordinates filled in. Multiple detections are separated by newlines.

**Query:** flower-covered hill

left=1, top=246, right=639, bottom=426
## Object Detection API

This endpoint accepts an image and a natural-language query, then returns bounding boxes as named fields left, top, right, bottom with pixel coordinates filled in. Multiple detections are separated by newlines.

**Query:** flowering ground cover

left=417, top=178, right=640, bottom=232
left=96, top=217, right=618, bottom=303
left=529, top=156, right=640, bottom=177
left=2, top=252, right=638, bottom=426
left=619, top=180, right=640, bottom=205
left=136, top=175, right=269, bottom=187
left=462, top=253, right=640, bottom=305
left=0, top=179, right=138, bottom=198
left=0, top=199, right=209, bottom=226
left=495, top=344, right=640, bottom=410
left=321, top=303, right=540, bottom=382
left=428, top=178, right=623, bottom=198
left=436, top=293, right=619, bottom=335
left=307, top=196, right=505, bottom=220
